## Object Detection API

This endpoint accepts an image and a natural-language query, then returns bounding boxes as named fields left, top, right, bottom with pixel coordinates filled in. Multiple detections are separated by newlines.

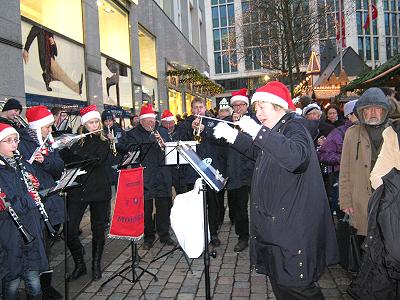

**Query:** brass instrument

left=0, top=188, right=35, bottom=244
left=107, top=125, right=117, bottom=156
left=193, top=116, right=203, bottom=143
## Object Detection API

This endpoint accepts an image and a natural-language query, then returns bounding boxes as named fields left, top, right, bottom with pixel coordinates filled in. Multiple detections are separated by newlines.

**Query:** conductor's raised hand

left=213, top=122, right=238, bottom=144
left=235, top=116, right=262, bottom=140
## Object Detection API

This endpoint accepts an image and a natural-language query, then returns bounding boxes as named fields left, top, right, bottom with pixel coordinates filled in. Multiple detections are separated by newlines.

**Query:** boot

left=27, top=294, right=42, bottom=300
left=41, top=272, right=62, bottom=299
left=69, top=247, right=87, bottom=281
left=91, top=240, right=104, bottom=281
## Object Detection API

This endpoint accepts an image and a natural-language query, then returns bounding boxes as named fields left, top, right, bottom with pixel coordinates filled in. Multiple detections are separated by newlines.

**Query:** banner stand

left=100, top=153, right=158, bottom=293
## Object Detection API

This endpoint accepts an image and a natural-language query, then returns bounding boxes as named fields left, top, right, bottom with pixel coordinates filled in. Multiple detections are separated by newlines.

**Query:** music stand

left=100, top=145, right=158, bottom=294
left=175, top=142, right=227, bottom=300
left=41, top=158, right=96, bottom=300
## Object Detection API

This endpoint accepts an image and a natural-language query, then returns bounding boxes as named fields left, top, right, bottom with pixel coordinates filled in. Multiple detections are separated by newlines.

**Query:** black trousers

left=67, top=201, right=109, bottom=253
left=228, top=186, right=249, bottom=241
left=144, top=197, right=171, bottom=243
left=269, top=277, right=325, bottom=300
left=187, top=183, right=220, bottom=237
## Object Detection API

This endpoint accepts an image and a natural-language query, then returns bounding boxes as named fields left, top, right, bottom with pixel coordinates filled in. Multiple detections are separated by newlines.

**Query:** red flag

left=363, top=4, right=378, bottom=30
left=336, top=12, right=346, bottom=48
left=109, top=167, right=144, bottom=241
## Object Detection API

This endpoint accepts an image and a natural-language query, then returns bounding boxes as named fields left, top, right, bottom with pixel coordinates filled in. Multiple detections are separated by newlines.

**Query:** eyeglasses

left=0, top=138, right=20, bottom=145
left=232, top=103, right=247, bottom=108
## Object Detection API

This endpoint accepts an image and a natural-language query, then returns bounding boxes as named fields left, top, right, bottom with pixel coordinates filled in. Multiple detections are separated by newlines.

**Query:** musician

left=0, top=123, right=48, bottom=299
left=17, top=105, right=64, bottom=299
left=213, top=82, right=338, bottom=299
left=0, top=98, right=24, bottom=130
left=174, top=97, right=223, bottom=247
left=61, top=105, right=111, bottom=281
left=225, top=88, right=255, bottom=252
left=125, top=104, right=174, bottom=250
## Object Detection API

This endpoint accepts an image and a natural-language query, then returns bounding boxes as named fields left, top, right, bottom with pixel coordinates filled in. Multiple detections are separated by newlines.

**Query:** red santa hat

left=26, top=106, right=55, bottom=129
left=80, top=105, right=101, bottom=125
left=161, top=109, right=174, bottom=121
left=0, top=123, right=19, bottom=142
left=139, top=104, right=156, bottom=120
left=251, top=81, right=296, bottom=110
left=230, top=88, right=249, bottom=105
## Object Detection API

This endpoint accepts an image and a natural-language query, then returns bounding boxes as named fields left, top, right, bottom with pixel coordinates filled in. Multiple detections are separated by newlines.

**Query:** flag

left=363, top=4, right=378, bottom=30
left=336, top=12, right=346, bottom=48
left=109, top=167, right=144, bottom=241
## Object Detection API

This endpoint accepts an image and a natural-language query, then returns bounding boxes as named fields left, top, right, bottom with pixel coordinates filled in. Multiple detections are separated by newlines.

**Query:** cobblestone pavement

left=47, top=210, right=355, bottom=300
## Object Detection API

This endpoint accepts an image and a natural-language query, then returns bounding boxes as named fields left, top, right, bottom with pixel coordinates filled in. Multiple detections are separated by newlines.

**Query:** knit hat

left=26, top=106, right=55, bottom=129
left=101, top=109, right=114, bottom=122
left=251, top=81, right=296, bottom=110
left=139, top=104, right=156, bottom=120
left=2, top=98, right=22, bottom=112
left=80, top=105, right=101, bottom=125
left=302, top=103, right=321, bottom=117
left=231, top=88, right=249, bottom=105
left=0, top=123, right=19, bottom=141
left=344, top=100, right=358, bottom=117
left=161, top=110, right=174, bottom=121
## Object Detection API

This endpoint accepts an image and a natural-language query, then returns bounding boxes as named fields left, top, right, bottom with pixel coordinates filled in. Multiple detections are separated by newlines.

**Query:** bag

left=348, top=225, right=361, bottom=272
left=170, top=178, right=209, bottom=258
left=337, top=214, right=361, bottom=272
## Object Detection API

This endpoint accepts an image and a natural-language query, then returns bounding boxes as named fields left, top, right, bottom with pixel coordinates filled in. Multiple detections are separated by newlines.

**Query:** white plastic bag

left=170, top=178, right=209, bottom=258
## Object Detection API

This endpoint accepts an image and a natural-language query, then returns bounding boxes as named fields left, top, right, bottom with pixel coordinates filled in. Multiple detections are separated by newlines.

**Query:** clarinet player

left=0, top=123, right=48, bottom=299
left=61, top=105, right=111, bottom=281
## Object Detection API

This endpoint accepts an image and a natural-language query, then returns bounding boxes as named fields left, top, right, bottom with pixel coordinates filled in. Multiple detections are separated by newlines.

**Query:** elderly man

left=213, top=81, right=338, bottom=299
left=339, top=88, right=391, bottom=243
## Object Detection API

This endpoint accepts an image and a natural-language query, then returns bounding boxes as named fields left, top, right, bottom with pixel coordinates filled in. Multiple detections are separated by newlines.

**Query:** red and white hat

left=231, top=88, right=249, bottom=105
left=139, top=104, right=156, bottom=120
left=161, top=109, right=174, bottom=121
left=0, top=123, right=19, bottom=141
left=251, top=81, right=296, bottom=110
left=80, top=105, right=101, bottom=125
left=26, top=106, right=55, bottom=129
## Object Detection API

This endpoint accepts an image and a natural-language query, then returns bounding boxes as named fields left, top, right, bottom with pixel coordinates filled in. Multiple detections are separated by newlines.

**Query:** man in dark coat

left=214, top=81, right=338, bottom=299
left=125, top=104, right=174, bottom=250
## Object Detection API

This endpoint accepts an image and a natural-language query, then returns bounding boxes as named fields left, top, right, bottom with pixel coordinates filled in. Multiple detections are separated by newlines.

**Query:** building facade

left=0, top=0, right=209, bottom=124
left=205, top=0, right=400, bottom=102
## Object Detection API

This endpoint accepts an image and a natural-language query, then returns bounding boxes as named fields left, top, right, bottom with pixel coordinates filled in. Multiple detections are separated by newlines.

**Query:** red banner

left=363, top=4, right=378, bottom=30
left=109, top=167, right=144, bottom=241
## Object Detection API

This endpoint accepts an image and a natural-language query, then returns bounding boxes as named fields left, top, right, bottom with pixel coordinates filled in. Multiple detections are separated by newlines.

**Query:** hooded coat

left=232, top=112, right=338, bottom=287
left=339, top=88, right=391, bottom=236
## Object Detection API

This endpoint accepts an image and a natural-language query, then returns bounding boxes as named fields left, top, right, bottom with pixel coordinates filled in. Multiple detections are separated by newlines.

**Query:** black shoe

left=142, top=241, right=153, bottom=250
left=78, top=74, right=83, bottom=95
left=160, top=237, right=176, bottom=246
left=211, top=236, right=221, bottom=247
left=42, top=286, right=62, bottom=299
left=234, top=240, right=248, bottom=252
left=91, top=240, right=104, bottom=281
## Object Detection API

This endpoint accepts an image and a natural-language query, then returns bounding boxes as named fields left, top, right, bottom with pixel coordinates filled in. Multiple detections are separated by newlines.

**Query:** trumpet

left=0, top=189, right=35, bottom=245
left=107, top=125, right=117, bottom=156
left=193, top=116, right=203, bottom=143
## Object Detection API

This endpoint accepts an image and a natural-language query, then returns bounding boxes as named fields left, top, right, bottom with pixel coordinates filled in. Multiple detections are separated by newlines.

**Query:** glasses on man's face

left=0, top=138, right=20, bottom=145
left=232, top=103, right=247, bottom=108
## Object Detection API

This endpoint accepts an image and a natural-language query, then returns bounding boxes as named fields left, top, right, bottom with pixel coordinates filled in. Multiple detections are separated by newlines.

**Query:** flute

left=13, top=151, right=56, bottom=237
left=0, top=189, right=35, bottom=244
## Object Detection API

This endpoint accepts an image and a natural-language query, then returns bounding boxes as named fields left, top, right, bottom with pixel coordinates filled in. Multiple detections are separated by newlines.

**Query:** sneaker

left=234, top=240, right=248, bottom=252
left=211, top=236, right=221, bottom=247
left=142, top=241, right=153, bottom=250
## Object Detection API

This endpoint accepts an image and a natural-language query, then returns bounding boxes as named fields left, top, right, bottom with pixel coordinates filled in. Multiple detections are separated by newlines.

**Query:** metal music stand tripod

left=100, top=145, right=158, bottom=294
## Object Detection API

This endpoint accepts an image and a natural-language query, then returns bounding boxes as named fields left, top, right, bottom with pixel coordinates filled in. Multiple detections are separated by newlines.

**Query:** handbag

left=348, top=224, right=361, bottom=272
left=337, top=214, right=361, bottom=272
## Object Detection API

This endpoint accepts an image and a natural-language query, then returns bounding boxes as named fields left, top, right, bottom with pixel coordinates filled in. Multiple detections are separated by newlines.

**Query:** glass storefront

left=139, top=27, right=158, bottom=78
left=169, top=89, right=183, bottom=117
left=186, top=93, right=194, bottom=114
left=141, top=74, right=159, bottom=111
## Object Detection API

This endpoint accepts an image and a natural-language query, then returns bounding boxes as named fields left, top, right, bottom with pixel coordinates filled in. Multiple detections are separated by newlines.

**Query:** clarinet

left=13, top=151, right=56, bottom=237
left=0, top=190, right=35, bottom=244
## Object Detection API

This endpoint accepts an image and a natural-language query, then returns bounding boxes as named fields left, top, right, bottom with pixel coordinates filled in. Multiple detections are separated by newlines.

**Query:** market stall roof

left=342, top=53, right=400, bottom=92
left=314, top=47, right=368, bottom=87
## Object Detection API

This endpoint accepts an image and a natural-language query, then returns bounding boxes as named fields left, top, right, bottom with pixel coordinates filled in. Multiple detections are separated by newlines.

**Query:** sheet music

left=165, top=141, right=197, bottom=165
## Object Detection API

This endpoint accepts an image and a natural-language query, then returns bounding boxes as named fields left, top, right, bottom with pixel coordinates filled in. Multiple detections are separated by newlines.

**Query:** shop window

left=98, top=0, right=131, bottom=66
left=186, top=93, right=194, bottom=114
left=142, top=74, right=159, bottom=111
left=139, top=26, right=158, bottom=78
left=169, top=89, right=183, bottom=117
left=21, top=0, right=83, bottom=43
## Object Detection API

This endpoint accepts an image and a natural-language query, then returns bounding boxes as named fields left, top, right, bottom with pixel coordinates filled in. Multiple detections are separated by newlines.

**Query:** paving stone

left=176, top=293, right=195, bottom=300
left=318, top=279, right=337, bottom=289
left=159, top=288, right=179, bottom=297
left=108, top=293, right=126, bottom=300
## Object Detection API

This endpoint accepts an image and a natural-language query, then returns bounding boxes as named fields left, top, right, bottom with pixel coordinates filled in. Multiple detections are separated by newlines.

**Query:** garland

left=166, top=68, right=224, bottom=95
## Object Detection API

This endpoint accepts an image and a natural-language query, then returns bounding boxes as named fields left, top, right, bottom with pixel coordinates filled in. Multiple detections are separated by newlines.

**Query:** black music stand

left=100, top=145, right=158, bottom=294
left=175, top=142, right=227, bottom=300
left=41, top=158, right=98, bottom=300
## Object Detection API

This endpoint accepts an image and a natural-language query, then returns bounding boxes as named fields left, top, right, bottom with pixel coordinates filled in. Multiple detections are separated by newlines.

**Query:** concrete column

left=0, top=0, right=26, bottom=105
left=129, top=5, right=142, bottom=111
left=82, top=0, right=103, bottom=108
